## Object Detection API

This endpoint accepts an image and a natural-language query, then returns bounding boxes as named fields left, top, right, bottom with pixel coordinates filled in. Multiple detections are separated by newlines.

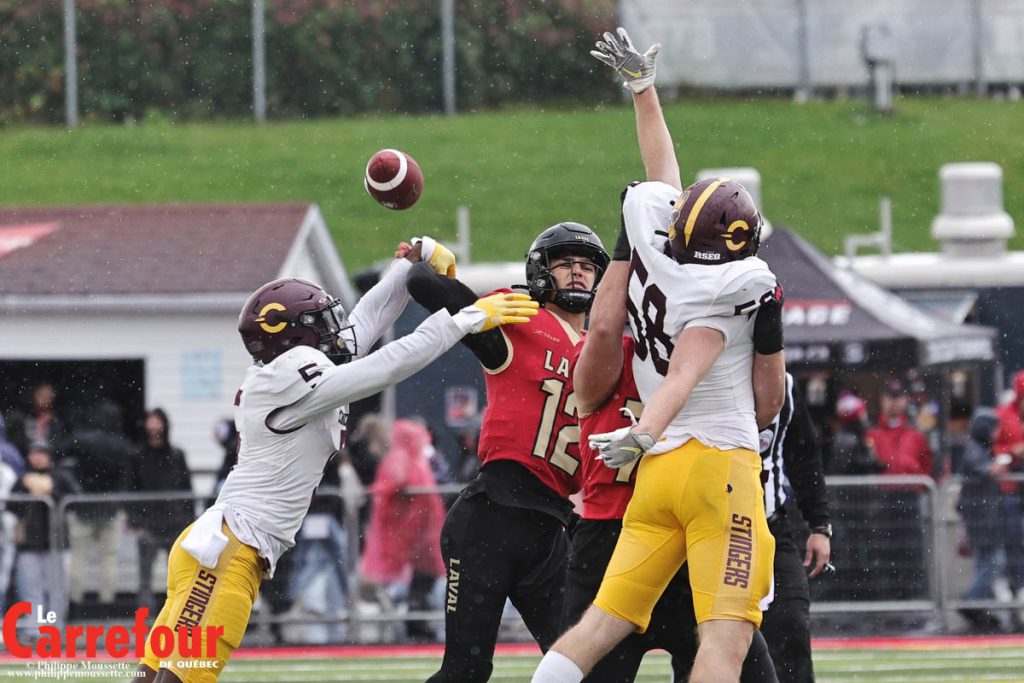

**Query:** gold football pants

left=594, top=439, right=774, bottom=631
left=140, top=522, right=262, bottom=682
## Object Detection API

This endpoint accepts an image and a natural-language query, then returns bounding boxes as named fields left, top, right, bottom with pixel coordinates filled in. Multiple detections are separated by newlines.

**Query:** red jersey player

left=408, top=222, right=609, bottom=683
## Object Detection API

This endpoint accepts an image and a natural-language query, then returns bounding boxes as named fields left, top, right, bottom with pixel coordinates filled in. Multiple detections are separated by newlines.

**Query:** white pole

left=457, top=205, right=471, bottom=264
left=880, top=196, right=893, bottom=256
left=63, top=0, right=78, bottom=128
left=253, top=0, right=267, bottom=122
left=441, top=0, right=456, bottom=115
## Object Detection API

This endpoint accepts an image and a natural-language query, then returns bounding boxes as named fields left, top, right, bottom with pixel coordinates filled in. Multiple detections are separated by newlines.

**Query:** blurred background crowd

left=3, top=364, right=1024, bottom=642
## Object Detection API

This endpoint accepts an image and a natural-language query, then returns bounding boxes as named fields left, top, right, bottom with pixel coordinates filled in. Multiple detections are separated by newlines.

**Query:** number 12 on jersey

left=531, top=378, right=580, bottom=476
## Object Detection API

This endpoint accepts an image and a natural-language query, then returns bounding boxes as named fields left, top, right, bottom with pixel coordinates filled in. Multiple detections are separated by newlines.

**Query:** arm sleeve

left=406, top=261, right=510, bottom=371
left=752, top=298, right=784, bottom=354
left=348, top=258, right=414, bottom=358
left=612, top=183, right=639, bottom=262
left=272, top=309, right=466, bottom=429
left=782, top=384, right=830, bottom=527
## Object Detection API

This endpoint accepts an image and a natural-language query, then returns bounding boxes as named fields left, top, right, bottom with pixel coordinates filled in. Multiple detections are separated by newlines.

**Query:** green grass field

left=2, top=96, right=1022, bottom=271
left=5, top=647, right=1024, bottom=682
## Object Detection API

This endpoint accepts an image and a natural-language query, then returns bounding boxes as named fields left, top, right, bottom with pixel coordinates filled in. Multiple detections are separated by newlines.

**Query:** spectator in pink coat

left=360, top=419, right=447, bottom=641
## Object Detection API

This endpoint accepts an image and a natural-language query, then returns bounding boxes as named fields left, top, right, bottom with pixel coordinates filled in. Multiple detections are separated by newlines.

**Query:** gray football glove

left=590, top=27, right=661, bottom=94
left=590, top=426, right=657, bottom=469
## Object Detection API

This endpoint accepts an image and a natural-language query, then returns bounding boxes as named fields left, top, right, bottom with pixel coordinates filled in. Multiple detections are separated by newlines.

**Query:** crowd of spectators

left=824, top=371, right=1024, bottom=633
left=4, top=371, right=1024, bottom=640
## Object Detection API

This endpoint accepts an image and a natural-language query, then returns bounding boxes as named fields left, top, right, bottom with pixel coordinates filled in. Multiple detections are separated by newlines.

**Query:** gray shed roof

left=0, top=203, right=354, bottom=312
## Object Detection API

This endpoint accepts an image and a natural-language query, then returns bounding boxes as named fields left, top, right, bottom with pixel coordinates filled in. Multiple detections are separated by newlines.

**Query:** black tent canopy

left=758, top=227, right=998, bottom=371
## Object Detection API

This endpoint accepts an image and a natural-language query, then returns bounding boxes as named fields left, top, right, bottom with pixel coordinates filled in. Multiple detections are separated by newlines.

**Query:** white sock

left=531, top=650, right=584, bottom=683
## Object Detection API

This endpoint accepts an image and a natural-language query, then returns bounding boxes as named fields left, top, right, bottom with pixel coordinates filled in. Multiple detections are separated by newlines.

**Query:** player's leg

left=691, top=620, right=755, bottom=683
left=140, top=523, right=262, bottom=683
left=660, top=565, right=777, bottom=683
left=683, top=445, right=774, bottom=683
left=512, top=510, right=572, bottom=650
left=139, top=524, right=186, bottom=682
left=584, top=632, right=649, bottom=683
left=561, top=520, right=616, bottom=631
left=535, top=455, right=689, bottom=681
left=426, top=494, right=515, bottom=683
left=760, top=518, right=813, bottom=683
left=535, top=605, right=636, bottom=682
left=560, top=520, right=647, bottom=683
left=739, top=631, right=780, bottom=683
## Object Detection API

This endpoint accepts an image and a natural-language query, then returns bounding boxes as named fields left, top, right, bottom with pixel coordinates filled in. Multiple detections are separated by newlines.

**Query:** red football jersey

left=477, top=290, right=584, bottom=498
left=576, top=336, right=643, bottom=520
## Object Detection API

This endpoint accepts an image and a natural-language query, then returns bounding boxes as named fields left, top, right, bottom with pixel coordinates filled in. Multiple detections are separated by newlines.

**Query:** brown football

left=364, top=148, right=423, bottom=210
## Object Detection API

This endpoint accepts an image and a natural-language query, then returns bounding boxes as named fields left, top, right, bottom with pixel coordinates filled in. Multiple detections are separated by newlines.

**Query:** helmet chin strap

left=551, top=289, right=594, bottom=314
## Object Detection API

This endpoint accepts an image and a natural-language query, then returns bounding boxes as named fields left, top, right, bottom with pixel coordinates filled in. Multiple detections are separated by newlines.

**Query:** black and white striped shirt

left=758, top=373, right=830, bottom=528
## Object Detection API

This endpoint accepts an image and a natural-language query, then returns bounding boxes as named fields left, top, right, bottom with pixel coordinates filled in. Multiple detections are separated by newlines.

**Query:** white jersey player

left=621, top=179, right=779, bottom=455
left=533, top=27, right=786, bottom=683
left=138, top=240, right=538, bottom=683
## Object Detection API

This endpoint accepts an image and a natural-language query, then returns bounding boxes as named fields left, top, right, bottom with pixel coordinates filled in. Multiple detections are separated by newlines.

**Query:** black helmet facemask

left=522, top=222, right=610, bottom=314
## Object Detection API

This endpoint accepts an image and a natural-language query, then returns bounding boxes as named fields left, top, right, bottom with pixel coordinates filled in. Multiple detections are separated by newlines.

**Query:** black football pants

left=762, top=514, right=815, bottom=683
left=563, top=519, right=778, bottom=683
left=426, top=491, right=569, bottom=683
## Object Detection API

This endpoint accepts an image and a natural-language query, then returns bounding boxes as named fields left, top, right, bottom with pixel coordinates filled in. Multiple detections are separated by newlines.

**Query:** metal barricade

left=940, top=472, right=1024, bottom=628
left=15, top=473, right=1024, bottom=644
left=0, top=493, right=59, bottom=626
left=810, top=474, right=940, bottom=616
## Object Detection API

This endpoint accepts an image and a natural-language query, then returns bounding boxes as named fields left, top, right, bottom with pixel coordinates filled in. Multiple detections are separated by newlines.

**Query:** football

left=364, top=148, right=423, bottom=210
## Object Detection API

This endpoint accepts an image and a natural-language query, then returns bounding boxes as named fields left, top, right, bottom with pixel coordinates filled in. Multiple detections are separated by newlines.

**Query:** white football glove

left=589, top=425, right=656, bottom=469
left=590, top=27, right=660, bottom=94
left=412, top=236, right=457, bottom=278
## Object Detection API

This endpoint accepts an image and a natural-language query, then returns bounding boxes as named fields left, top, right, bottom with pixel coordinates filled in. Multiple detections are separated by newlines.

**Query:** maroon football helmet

left=238, top=278, right=355, bottom=365
left=667, top=177, right=762, bottom=265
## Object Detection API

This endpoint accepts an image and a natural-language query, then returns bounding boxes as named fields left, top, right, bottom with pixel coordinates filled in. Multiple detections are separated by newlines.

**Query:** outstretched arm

left=633, top=88, right=681, bottom=190
left=272, top=294, right=537, bottom=428
left=591, top=27, right=680, bottom=190
left=573, top=261, right=629, bottom=415
left=406, top=263, right=513, bottom=372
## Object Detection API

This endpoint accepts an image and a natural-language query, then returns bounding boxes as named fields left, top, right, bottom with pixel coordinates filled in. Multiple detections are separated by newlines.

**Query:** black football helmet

left=238, top=278, right=355, bottom=365
left=667, top=177, right=762, bottom=265
left=524, top=222, right=610, bottom=313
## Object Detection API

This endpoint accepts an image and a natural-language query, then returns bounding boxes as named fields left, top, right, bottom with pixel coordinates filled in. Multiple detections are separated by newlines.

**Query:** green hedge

left=0, top=0, right=616, bottom=123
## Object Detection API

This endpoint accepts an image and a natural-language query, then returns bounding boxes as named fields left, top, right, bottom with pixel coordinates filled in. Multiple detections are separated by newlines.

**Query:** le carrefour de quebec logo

left=2, top=602, right=223, bottom=660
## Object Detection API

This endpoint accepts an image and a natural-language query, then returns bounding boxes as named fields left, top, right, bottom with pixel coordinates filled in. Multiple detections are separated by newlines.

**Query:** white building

left=0, top=203, right=354, bottom=483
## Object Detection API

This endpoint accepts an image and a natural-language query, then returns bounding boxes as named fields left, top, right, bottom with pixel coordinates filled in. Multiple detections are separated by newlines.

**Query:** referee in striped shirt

left=758, top=372, right=833, bottom=683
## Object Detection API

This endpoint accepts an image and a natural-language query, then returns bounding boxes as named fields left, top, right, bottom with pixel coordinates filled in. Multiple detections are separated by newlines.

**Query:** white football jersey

left=622, top=181, right=778, bottom=453
left=216, top=259, right=470, bottom=577
left=218, top=345, right=342, bottom=575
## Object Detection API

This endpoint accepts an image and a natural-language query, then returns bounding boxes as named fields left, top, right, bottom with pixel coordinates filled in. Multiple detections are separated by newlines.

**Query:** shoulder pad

left=254, top=346, right=333, bottom=403
left=623, top=181, right=681, bottom=257
left=709, top=258, right=778, bottom=316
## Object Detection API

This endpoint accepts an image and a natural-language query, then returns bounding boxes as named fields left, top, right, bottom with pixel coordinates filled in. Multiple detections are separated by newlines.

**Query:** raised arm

left=632, top=88, right=681, bottom=190
left=406, top=263, right=512, bottom=372
left=573, top=260, right=629, bottom=415
left=591, top=27, right=681, bottom=190
left=271, top=294, right=537, bottom=429
left=349, top=237, right=459, bottom=356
